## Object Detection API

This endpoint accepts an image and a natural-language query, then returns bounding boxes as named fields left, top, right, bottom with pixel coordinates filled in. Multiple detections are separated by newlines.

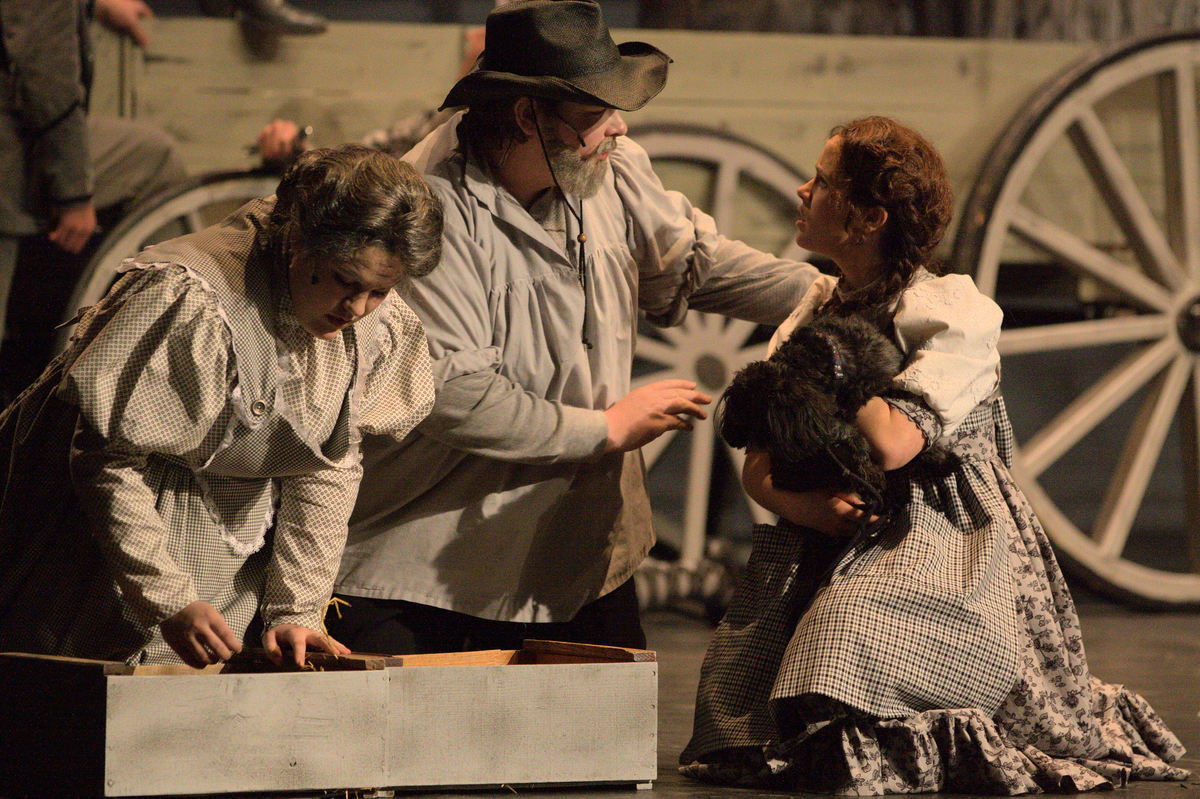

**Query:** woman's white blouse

left=769, top=271, right=1002, bottom=437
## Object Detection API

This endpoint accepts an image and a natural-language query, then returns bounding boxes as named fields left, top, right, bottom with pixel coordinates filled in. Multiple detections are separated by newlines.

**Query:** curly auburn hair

left=825, top=116, right=953, bottom=314
left=265, top=145, right=444, bottom=286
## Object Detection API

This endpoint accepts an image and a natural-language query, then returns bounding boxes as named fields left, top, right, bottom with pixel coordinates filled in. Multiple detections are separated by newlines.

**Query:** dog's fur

left=718, top=314, right=954, bottom=507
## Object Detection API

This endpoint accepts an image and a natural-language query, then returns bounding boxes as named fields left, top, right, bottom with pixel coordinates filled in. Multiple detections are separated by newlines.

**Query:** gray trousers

left=0, top=115, right=186, bottom=340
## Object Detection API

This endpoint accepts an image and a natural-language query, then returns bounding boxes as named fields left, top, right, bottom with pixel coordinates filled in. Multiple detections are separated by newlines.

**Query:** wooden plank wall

left=91, top=19, right=1094, bottom=246
left=630, top=27, right=1087, bottom=196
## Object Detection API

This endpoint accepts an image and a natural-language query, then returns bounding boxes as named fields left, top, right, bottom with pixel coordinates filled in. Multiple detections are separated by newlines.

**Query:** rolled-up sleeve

left=614, top=137, right=818, bottom=328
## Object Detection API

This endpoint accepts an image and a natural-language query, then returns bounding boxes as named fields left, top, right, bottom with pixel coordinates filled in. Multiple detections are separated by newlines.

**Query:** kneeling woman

left=0, top=146, right=442, bottom=668
left=681, top=118, right=1187, bottom=794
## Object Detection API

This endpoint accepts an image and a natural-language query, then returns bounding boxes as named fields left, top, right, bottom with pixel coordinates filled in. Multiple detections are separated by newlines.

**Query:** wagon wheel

left=57, top=170, right=282, bottom=350
left=953, top=31, right=1200, bottom=607
left=631, top=124, right=811, bottom=588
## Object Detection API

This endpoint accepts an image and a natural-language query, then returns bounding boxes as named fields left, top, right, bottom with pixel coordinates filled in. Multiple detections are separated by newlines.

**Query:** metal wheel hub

left=1175, top=296, right=1200, bottom=351
left=693, top=354, right=729, bottom=392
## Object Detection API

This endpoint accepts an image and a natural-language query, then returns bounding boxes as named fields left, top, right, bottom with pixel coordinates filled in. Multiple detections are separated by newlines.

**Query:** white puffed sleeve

left=891, top=274, right=1002, bottom=435
left=357, top=292, right=436, bottom=441
left=62, top=264, right=233, bottom=626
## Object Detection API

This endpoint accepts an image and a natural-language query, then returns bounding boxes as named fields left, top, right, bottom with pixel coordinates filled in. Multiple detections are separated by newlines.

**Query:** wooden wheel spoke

left=634, top=337, right=684, bottom=369
left=999, top=314, right=1170, bottom=356
left=734, top=341, right=769, bottom=365
left=691, top=310, right=727, bottom=337
left=1010, top=205, right=1174, bottom=310
left=716, top=317, right=762, bottom=350
left=639, top=426, right=677, bottom=470
left=1067, top=106, right=1187, bottom=291
left=631, top=366, right=679, bottom=391
left=710, top=161, right=741, bottom=230
left=1020, top=337, right=1177, bottom=477
left=1158, top=60, right=1200, bottom=278
left=180, top=210, right=204, bottom=234
left=680, top=421, right=716, bottom=569
left=629, top=124, right=812, bottom=577
left=650, top=323, right=691, bottom=347
left=1094, top=354, right=1193, bottom=558
left=59, top=173, right=280, bottom=354
left=956, top=36, right=1200, bottom=606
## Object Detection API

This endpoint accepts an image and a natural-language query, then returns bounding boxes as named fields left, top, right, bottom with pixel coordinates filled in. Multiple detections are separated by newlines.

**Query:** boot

left=197, top=0, right=235, bottom=16
left=233, top=0, right=328, bottom=35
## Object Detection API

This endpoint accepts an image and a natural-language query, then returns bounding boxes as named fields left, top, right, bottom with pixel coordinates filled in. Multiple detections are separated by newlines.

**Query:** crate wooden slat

left=0, top=643, right=657, bottom=797
left=387, top=660, right=657, bottom=789
left=106, top=669, right=390, bottom=796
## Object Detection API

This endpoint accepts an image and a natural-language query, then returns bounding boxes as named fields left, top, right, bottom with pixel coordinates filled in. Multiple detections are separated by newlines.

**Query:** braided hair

left=822, top=116, right=952, bottom=318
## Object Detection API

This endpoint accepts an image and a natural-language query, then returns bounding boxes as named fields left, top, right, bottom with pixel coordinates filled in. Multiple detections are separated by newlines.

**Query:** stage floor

left=406, top=587, right=1200, bottom=799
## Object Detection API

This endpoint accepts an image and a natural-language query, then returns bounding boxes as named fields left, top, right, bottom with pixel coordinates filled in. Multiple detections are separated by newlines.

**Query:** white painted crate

left=0, top=641, right=658, bottom=796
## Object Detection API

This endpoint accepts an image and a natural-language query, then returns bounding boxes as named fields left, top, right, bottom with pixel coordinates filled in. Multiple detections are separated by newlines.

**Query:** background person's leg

left=535, top=578, right=647, bottom=650
left=87, top=117, right=187, bottom=215
left=0, top=236, right=20, bottom=404
left=325, top=594, right=476, bottom=655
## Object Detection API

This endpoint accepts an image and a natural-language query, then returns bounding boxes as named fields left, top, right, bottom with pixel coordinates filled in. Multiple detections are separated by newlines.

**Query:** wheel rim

left=633, top=124, right=811, bottom=570
left=953, top=31, right=1200, bottom=606
left=59, top=171, right=281, bottom=350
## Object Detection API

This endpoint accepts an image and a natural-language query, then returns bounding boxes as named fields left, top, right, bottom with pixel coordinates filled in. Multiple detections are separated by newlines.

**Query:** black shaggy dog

left=718, top=314, right=955, bottom=521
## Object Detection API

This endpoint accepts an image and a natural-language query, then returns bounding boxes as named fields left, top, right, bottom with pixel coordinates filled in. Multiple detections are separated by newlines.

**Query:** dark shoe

left=197, top=0, right=235, bottom=16
left=233, top=0, right=328, bottom=35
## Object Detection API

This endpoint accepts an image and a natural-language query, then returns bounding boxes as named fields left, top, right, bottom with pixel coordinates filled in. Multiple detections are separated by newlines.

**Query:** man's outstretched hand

left=604, top=379, right=711, bottom=453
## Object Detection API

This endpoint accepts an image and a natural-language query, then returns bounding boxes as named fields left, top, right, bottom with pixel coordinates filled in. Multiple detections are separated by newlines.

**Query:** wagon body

left=90, top=19, right=1091, bottom=248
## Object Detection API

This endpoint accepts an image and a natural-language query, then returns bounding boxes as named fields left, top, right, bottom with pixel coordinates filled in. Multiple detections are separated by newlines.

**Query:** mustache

left=593, top=138, right=618, bottom=156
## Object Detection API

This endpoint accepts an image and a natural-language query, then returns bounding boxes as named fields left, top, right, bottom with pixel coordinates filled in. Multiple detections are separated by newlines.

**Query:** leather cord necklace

left=533, top=111, right=594, bottom=350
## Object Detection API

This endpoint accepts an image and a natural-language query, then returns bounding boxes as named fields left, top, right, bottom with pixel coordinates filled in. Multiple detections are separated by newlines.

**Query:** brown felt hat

left=439, top=0, right=671, bottom=111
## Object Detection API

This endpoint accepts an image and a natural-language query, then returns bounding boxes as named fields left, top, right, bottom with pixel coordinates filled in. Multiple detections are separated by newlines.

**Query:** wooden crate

left=0, top=641, right=658, bottom=797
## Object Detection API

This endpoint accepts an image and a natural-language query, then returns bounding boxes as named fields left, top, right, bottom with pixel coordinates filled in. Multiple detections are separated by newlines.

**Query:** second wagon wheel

left=953, top=30, right=1200, bottom=607
left=58, top=170, right=282, bottom=351
left=631, top=124, right=812, bottom=590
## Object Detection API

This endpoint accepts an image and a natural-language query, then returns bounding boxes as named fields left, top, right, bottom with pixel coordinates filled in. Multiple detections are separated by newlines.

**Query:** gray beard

left=544, top=134, right=612, bottom=199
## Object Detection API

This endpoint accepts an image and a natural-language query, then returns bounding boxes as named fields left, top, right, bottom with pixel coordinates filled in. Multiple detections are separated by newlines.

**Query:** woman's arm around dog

left=741, top=449, right=866, bottom=536
left=855, top=397, right=926, bottom=471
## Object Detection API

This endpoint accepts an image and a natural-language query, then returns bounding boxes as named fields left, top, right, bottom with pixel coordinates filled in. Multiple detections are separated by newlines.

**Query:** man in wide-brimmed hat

left=331, top=0, right=819, bottom=654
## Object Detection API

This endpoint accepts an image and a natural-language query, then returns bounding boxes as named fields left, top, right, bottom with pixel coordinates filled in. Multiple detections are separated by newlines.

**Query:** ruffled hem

left=681, top=688, right=1189, bottom=795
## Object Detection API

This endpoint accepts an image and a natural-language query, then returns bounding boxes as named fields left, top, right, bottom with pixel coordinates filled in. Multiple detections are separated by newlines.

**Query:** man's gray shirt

left=338, top=114, right=818, bottom=623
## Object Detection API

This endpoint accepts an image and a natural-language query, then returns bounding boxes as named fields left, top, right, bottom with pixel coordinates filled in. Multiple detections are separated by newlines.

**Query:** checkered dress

left=680, top=279, right=1188, bottom=792
left=0, top=199, right=434, bottom=664
left=682, top=394, right=1186, bottom=792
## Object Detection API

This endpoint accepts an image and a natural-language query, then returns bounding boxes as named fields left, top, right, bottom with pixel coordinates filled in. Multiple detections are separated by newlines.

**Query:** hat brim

left=439, top=42, right=670, bottom=112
